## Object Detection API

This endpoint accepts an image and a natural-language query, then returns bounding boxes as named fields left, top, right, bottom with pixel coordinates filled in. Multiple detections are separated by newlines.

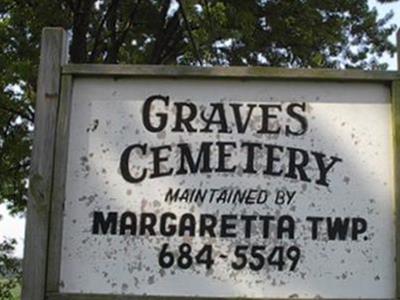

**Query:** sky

left=0, top=1, right=399, bottom=259
left=368, top=0, right=400, bottom=70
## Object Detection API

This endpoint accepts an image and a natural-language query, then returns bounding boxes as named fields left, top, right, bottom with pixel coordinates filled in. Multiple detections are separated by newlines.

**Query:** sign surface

left=59, top=77, right=395, bottom=298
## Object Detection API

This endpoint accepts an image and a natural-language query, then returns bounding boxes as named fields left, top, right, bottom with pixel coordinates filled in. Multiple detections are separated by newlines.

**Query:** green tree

left=0, top=0, right=398, bottom=274
left=0, top=0, right=397, bottom=297
left=0, top=0, right=397, bottom=215
left=0, top=238, right=21, bottom=299
left=0, top=0, right=398, bottom=212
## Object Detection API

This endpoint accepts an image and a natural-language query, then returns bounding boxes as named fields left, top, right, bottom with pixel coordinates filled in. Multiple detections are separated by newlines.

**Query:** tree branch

left=89, top=1, right=116, bottom=62
left=70, top=0, right=95, bottom=63
left=150, top=0, right=173, bottom=63
left=0, top=105, right=34, bottom=123
left=115, top=0, right=141, bottom=50
left=105, top=0, right=120, bottom=63
left=177, top=0, right=202, bottom=65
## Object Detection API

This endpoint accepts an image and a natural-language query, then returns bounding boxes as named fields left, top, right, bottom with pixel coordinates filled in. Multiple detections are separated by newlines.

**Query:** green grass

left=0, top=278, right=21, bottom=300
left=10, top=283, right=20, bottom=300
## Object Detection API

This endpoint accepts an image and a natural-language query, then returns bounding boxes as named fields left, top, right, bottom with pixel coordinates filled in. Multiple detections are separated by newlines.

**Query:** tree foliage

left=0, top=2, right=397, bottom=296
left=0, top=239, right=21, bottom=299
left=0, top=0, right=397, bottom=216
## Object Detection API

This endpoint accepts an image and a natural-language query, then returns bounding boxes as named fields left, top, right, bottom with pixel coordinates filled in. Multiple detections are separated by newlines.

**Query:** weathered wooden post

left=394, top=28, right=400, bottom=300
left=21, top=27, right=67, bottom=300
left=397, top=29, right=400, bottom=71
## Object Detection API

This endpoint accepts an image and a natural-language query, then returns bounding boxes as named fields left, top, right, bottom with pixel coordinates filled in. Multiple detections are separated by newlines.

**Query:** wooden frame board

left=22, top=28, right=400, bottom=300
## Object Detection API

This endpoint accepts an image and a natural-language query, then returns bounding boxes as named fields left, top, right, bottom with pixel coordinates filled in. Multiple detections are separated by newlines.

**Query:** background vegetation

left=0, top=0, right=398, bottom=298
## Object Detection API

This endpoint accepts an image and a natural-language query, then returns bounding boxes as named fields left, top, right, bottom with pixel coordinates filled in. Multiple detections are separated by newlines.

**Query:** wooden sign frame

left=21, top=27, right=400, bottom=300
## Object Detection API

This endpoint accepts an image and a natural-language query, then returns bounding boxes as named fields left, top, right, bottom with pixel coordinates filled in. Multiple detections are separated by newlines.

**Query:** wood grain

left=46, top=75, right=73, bottom=292
left=392, top=80, right=400, bottom=300
left=21, top=27, right=67, bottom=300
left=63, top=64, right=399, bottom=82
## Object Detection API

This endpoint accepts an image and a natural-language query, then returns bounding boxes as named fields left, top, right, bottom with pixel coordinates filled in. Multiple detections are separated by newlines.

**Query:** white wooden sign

left=58, top=77, right=395, bottom=298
